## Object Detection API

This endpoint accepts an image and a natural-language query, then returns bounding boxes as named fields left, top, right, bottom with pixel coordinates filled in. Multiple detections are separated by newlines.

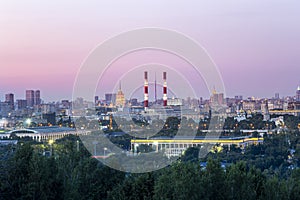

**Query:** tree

left=181, top=147, right=200, bottom=163
left=203, top=157, right=227, bottom=200
left=226, top=161, right=265, bottom=200
left=108, top=173, right=154, bottom=200
left=3, top=143, right=34, bottom=199
left=154, top=162, right=205, bottom=200
left=260, top=177, right=287, bottom=200
left=1, top=143, right=62, bottom=199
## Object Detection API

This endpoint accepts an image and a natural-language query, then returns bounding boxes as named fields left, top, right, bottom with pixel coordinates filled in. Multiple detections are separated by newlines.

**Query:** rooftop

left=8, top=126, right=76, bottom=134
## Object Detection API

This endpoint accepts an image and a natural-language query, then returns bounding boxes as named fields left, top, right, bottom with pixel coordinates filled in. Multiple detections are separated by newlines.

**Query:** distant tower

left=262, top=99, right=270, bottom=121
left=116, top=81, right=125, bottom=107
left=154, top=72, right=157, bottom=104
left=34, top=90, right=41, bottom=105
left=26, top=90, right=34, bottom=107
left=163, top=72, right=167, bottom=106
left=296, top=86, right=300, bottom=102
left=105, top=93, right=116, bottom=105
left=5, top=93, right=14, bottom=110
left=144, top=71, right=149, bottom=109
left=210, top=86, right=220, bottom=105
left=94, top=96, right=99, bottom=105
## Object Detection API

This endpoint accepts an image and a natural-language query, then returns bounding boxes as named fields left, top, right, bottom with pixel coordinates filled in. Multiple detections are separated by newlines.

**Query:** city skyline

left=1, top=1, right=300, bottom=101
left=2, top=2, right=300, bottom=198
left=1, top=85, right=300, bottom=104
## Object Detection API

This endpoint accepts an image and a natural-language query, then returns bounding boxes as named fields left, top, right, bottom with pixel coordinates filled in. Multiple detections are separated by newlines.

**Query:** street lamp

left=104, top=147, right=108, bottom=157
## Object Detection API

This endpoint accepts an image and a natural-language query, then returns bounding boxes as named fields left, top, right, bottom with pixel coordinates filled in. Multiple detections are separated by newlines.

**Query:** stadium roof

left=9, top=126, right=76, bottom=134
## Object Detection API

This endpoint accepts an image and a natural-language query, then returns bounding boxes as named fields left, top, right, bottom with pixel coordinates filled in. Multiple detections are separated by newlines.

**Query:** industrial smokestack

left=154, top=72, right=157, bottom=104
left=163, top=72, right=167, bottom=106
left=144, top=71, right=149, bottom=109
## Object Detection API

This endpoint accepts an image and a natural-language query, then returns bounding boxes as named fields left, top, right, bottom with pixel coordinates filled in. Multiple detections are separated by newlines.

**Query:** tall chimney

left=144, top=71, right=149, bottom=109
left=163, top=72, right=167, bottom=106
left=154, top=72, right=157, bottom=104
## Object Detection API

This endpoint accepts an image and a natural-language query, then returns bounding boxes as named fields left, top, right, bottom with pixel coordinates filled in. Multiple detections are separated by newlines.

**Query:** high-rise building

left=5, top=93, right=14, bottom=110
left=105, top=93, right=116, bottom=105
left=116, top=82, right=125, bottom=107
left=26, top=90, right=35, bottom=107
left=0, top=102, right=10, bottom=117
left=296, top=86, right=300, bottom=102
left=17, top=99, right=27, bottom=110
left=218, top=93, right=224, bottom=105
left=95, top=96, right=99, bottom=104
left=210, top=88, right=224, bottom=106
left=275, top=93, right=280, bottom=100
left=26, top=90, right=41, bottom=107
left=35, top=90, right=41, bottom=105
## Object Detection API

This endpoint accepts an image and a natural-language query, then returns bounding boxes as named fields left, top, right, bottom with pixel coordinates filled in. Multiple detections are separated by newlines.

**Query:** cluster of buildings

left=93, top=86, right=300, bottom=130
left=0, top=90, right=75, bottom=129
left=92, top=72, right=300, bottom=125
left=1, top=71, right=300, bottom=157
left=2, top=75, right=300, bottom=131
left=0, top=90, right=41, bottom=118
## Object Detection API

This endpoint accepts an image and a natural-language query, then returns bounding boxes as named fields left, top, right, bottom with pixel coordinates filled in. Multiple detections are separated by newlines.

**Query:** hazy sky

left=1, top=0, right=300, bottom=102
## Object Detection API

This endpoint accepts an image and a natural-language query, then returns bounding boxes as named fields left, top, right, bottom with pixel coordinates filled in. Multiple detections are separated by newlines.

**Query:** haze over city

left=1, top=0, right=300, bottom=101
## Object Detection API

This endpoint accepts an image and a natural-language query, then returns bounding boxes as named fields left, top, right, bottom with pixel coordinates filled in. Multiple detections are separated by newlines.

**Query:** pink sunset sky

left=0, top=0, right=300, bottom=102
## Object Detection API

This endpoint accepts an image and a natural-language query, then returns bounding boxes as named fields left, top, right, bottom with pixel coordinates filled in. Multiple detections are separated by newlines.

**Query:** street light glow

left=48, top=139, right=54, bottom=145
left=26, top=118, right=31, bottom=125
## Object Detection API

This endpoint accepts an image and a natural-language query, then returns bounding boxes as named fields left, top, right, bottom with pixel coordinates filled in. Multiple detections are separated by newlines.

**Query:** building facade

left=26, top=90, right=35, bottom=107
left=5, top=93, right=14, bottom=110
left=131, top=136, right=264, bottom=157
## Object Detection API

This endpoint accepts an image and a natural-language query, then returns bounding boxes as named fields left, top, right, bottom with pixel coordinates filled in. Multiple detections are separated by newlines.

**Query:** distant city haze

left=1, top=1, right=300, bottom=101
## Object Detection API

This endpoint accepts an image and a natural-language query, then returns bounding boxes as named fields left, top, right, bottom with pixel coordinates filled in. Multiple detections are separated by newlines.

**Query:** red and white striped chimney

left=163, top=72, right=167, bottom=106
left=144, top=71, right=149, bottom=109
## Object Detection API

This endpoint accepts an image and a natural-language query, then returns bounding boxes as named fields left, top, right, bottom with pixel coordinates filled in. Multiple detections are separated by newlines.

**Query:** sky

left=0, top=0, right=300, bottom=102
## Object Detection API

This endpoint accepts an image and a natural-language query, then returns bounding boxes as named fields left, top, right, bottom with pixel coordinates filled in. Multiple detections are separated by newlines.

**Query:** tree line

left=1, top=133, right=300, bottom=200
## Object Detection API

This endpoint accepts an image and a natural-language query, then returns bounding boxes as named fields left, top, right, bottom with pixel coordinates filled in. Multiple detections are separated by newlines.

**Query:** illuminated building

left=168, top=97, right=183, bottom=106
left=296, top=86, right=300, bottom=102
left=0, top=126, right=88, bottom=142
left=115, top=82, right=125, bottom=107
left=210, top=88, right=224, bottom=106
left=131, top=136, right=263, bottom=157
